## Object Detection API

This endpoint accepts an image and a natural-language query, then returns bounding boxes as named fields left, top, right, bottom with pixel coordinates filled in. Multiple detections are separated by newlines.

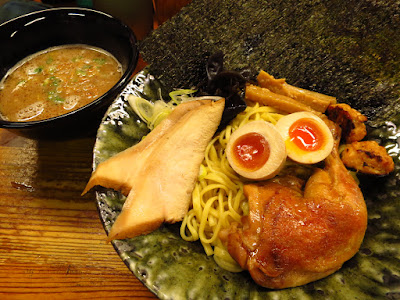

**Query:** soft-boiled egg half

left=226, top=120, right=287, bottom=180
left=275, top=112, right=334, bottom=164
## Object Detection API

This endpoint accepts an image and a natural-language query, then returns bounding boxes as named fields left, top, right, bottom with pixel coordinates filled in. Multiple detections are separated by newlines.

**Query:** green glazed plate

left=93, top=68, right=400, bottom=299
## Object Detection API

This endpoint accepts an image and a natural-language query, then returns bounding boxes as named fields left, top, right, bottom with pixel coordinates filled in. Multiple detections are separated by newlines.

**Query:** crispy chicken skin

left=222, top=121, right=367, bottom=289
left=341, top=141, right=394, bottom=175
left=326, top=103, right=367, bottom=143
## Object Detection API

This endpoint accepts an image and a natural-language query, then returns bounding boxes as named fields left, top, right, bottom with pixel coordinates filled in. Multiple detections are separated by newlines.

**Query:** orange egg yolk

left=289, top=118, right=325, bottom=151
left=232, top=132, right=270, bottom=171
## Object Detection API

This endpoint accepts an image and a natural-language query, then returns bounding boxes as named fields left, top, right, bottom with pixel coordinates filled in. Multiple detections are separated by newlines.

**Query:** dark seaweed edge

left=140, top=0, right=400, bottom=127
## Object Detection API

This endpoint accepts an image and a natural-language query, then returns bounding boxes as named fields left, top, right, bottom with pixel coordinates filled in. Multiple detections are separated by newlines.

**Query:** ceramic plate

left=93, top=67, right=400, bottom=299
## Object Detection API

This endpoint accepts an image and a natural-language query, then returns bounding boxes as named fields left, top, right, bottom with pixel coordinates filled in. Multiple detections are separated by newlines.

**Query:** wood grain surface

left=0, top=1, right=192, bottom=298
left=0, top=129, right=156, bottom=299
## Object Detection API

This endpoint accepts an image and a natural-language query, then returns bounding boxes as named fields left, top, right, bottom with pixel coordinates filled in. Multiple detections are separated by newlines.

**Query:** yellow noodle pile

left=180, top=102, right=285, bottom=272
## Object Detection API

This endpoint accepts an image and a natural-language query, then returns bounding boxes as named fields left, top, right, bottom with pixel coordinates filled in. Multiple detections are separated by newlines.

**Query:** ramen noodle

left=180, top=101, right=285, bottom=272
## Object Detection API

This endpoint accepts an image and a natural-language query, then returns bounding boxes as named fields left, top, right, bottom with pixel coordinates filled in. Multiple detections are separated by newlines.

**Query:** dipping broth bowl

left=0, top=7, right=139, bottom=139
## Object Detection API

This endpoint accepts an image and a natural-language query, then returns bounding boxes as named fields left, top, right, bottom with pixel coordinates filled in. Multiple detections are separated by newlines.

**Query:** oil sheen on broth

left=0, top=45, right=123, bottom=122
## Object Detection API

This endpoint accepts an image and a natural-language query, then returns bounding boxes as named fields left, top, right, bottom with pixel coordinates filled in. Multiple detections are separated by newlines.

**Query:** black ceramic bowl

left=0, top=7, right=139, bottom=139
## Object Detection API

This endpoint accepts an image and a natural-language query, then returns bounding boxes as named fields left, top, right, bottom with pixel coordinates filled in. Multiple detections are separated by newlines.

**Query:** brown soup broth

left=0, top=45, right=123, bottom=122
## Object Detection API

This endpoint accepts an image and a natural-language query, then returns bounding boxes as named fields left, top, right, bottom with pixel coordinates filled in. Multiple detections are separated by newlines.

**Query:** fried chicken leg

left=222, top=122, right=368, bottom=289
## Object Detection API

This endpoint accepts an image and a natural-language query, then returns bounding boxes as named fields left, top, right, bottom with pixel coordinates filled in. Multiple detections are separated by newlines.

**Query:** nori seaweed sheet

left=139, top=0, right=400, bottom=126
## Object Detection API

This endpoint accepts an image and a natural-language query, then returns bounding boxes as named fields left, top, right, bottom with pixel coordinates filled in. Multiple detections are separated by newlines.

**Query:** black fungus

left=197, top=51, right=250, bottom=131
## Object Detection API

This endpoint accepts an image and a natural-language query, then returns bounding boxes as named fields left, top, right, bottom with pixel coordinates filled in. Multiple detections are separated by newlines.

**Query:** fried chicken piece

left=221, top=121, right=367, bottom=289
left=341, top=141, right=394, bottom=175
left=326, top=103, right=367, bottom=143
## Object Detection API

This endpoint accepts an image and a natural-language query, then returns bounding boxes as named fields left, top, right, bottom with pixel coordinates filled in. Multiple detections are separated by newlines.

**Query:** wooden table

left=0, top=99, right=157, bottom=299
left=0, top=1, right=193, bottom=297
